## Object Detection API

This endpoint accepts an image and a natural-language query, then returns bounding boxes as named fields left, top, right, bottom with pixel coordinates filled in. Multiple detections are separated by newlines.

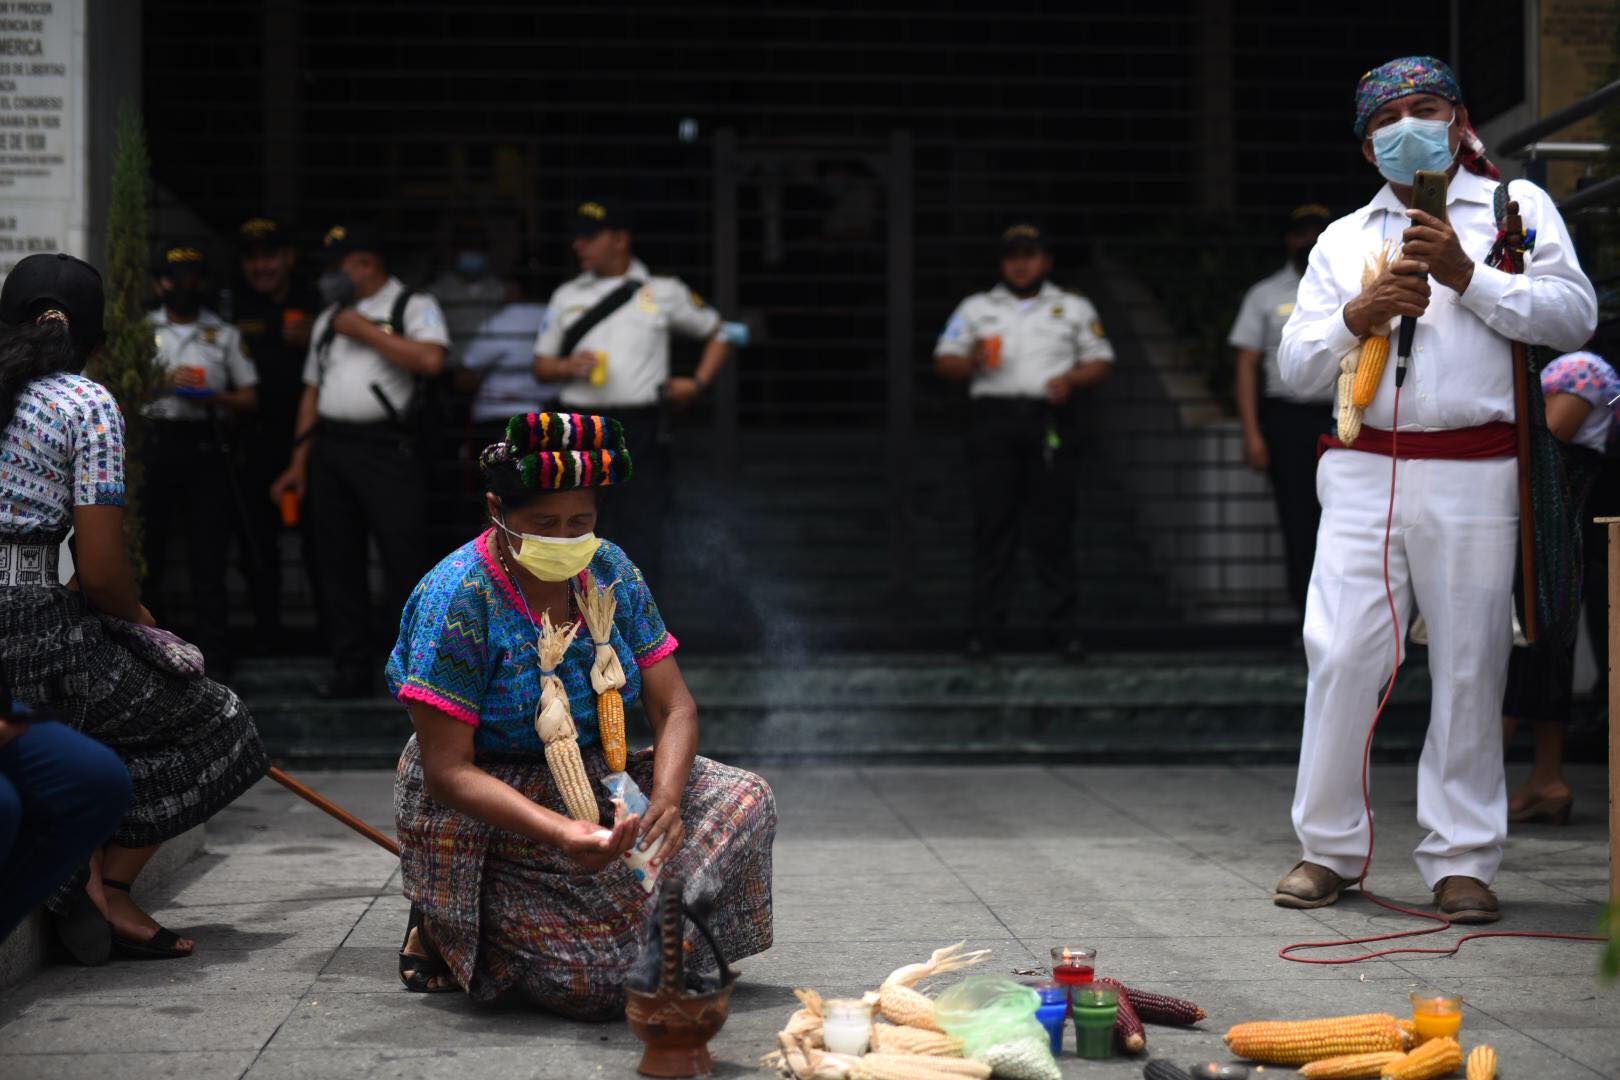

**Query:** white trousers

left=1291, top=449, right=1517, bottom=888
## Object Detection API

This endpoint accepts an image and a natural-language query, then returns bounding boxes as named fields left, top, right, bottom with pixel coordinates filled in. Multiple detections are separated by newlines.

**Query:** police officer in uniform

left=270, top=223, right=449, bottom=697
left=232, top=217, right=321, bottom=646
left=1230, top=204, right=1335, bottom=614
left=532, top=201, right=734, bottom=589
left=934, top=223, right=1114, bottom=656
left=145, top=245, right=259, bottom=676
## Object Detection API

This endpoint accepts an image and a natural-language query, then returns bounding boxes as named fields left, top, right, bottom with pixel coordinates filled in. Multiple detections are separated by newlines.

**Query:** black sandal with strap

left=398, top=903, right=456, bottom=994
left=102, top=879, right=192, bottom=960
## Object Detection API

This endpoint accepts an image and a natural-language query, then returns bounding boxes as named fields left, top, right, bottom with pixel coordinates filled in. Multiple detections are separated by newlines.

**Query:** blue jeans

left=0, top=721, right=132, bottom=940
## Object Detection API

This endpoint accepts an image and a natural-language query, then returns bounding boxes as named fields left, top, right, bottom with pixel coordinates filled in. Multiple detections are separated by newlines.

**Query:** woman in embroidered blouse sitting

left=389, top=412, right=775, bottom=1015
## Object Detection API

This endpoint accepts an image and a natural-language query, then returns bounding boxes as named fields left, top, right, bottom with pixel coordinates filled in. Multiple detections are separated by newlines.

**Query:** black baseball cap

left=1287, top=203, right=1334, bottom=232
left=322, top=222, right=386, bottom=263
left=156, top=244, right=209, bottom=279
left=1000, top=222, right=1050, bottom=254
left=573, top=200, right=630, bottom=237
left=0, top=252, right=106, bottom=357
left=238, top=216, right=291, bottom=252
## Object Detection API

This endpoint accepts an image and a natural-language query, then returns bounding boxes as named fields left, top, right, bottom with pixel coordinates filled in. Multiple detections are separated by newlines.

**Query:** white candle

left=822, top=999, right=873, bottom=1056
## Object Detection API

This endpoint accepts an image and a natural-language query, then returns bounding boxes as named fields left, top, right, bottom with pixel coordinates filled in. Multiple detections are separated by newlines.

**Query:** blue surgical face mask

left=454, top=251, right=490, bottom=279
left=1370, top=114, right=1457, bottom=186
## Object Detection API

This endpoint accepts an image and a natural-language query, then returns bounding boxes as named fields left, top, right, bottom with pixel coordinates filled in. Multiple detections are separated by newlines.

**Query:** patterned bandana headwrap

left=1353, top=55, right=1500, bottom=180
left=479, top=412, right=633, bottom=491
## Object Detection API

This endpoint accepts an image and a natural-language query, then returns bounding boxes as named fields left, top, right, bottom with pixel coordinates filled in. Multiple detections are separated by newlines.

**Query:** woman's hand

left=557, top=813, right=641, bottom=873
left=639, top=797, right=685, bottom=859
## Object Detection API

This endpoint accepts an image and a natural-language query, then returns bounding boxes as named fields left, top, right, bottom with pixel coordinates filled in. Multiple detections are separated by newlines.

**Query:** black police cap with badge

left=321, top=222, right=387, bottom=264
left=0, top=252, right=106, bottom=359
left=573, top=201, right=631, bottom=237
left=238, top=217, right=291, bottom=253
left=1000, top=222, right=1051, bottom=254
left=156, top=245, right=209, bottom=280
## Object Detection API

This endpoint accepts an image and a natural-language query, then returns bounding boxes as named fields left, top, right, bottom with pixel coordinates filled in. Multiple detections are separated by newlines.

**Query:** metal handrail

left=1558, top=174, right=1620, bottom=214
left=1497, top=78, right=1620, bottom=157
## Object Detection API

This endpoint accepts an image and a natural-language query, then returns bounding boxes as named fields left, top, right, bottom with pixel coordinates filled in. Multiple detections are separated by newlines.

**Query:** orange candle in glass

left=1409, top=991, right=1463, bottom=1043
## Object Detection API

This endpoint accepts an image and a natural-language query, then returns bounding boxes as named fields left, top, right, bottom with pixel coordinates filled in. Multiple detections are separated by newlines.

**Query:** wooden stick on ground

left=267, top=765, right=400, bottom=857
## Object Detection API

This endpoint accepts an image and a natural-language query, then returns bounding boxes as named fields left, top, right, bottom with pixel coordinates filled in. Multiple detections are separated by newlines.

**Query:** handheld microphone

left=1396, top=170, right=1450, bottom=388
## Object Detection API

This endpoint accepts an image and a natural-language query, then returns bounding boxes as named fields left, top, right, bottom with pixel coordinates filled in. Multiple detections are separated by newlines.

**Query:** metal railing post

left=713, top=129, right=740, bottom=485
left=887, top=131, right=915, bottom=599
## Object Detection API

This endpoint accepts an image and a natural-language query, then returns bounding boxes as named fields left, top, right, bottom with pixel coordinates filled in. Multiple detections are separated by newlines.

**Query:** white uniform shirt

left=1278, top=170, right=1596, bottom=431
left=462, top=301, right=556, bottom=423
left=302, top=276, right=451, bottom=424
left=144, top=308, right=257, bottom=422
left=1228, top=264, right=1329, bottom=404
left=534, top=258, right=722, bottom=409
left=933, top=281, right=1115, bottom=399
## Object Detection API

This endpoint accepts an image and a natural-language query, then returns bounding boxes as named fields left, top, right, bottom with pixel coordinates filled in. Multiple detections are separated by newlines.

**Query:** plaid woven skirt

left=395, top=736, right=775, bottom=1019
left=0, top=585, right=267, bottom=849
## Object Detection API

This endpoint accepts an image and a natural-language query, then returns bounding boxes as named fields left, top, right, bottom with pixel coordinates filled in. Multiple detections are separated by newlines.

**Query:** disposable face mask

left=318, top=268, right=356, bottom=307
left=454, top=251, right=490, bottom=279
left=494, top=516, right=601, bottom=582
left=1371, top=114, right=1456, bottom=186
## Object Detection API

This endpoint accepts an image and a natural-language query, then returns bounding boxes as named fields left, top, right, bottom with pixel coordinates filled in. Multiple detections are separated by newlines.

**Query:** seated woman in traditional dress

left=0, top=253, right=268, bottom=962
left=389, top=412, right=775, bottom=1017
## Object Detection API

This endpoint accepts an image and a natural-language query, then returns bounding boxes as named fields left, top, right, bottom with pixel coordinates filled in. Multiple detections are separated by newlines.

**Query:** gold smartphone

left=1411, top=169, right=1448, bottom=223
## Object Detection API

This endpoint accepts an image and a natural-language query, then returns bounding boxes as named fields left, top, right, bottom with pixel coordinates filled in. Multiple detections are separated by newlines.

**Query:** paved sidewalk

left=0, top=763, right=1612, bottom=1079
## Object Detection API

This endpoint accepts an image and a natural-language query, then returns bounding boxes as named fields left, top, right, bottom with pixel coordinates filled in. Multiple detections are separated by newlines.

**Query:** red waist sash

left=1317, top=421, right=1516, bottom=461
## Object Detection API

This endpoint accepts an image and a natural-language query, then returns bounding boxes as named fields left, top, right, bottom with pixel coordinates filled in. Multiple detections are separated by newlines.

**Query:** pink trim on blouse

left=398, top=683, right=481, bottom=727
left=477, top=528, right=526, bottom=612
left=638, top=633, right=680, bottom=669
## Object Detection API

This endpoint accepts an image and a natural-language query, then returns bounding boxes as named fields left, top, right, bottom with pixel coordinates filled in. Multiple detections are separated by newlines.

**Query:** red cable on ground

left=1281, top=384, right=1609, bottom=964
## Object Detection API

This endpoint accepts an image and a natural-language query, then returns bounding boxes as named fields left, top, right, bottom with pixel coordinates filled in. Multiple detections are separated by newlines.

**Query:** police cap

left=238, top=216, right=291, bottom=253
left=322, top=222, right=386, bottom=263
left=156, top=245, right=209, bottom=279
left=1000, top=222, right=1050, bottom=254
left=1286, top=203, right=1333, bottom=233
left=0, top=252, right=106, bottom=357
left=573, top=201, right=631, bottom=237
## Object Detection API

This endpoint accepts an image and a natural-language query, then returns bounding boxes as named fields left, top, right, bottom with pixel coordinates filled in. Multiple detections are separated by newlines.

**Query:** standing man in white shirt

left=1230, top=203, right=1335, bottom=615
left=1273, top=57, right=1596, bottom=922
left=271, top=223, right=450, bottom=698
left=144, top=245, right=259, bottom=677
left=934, top=223, right=1115, bottom=657
left=533, top=201, right=733, bottom=589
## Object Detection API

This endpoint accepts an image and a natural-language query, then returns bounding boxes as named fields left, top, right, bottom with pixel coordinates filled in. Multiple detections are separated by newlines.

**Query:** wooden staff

left=1503, top=199, right=1539, bottom=644
left=268, top=765, right=400, bottom=857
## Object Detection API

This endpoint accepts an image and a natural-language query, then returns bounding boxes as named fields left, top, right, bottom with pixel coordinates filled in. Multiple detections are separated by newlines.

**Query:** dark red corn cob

left=1122, top=985, right=1207, bottom=1025
left=1099, top=977, right=1146, bottom=1053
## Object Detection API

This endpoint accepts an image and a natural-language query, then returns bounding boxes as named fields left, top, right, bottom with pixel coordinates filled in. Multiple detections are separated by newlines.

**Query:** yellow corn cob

left=1352, top=335, right=1391, bottom=406
left=1301, top=1051, right=1408, bottom=1079
left=598, top=687, right=627, bottom=772
left=1465, top=1044, right=1497, bottom=1080
left=545, top=740, right=600, bottom=823
left=870, top=1024, right=965, bottom=1056
left=853, top=1056, right=991, bottom=1080
left=1397, top=1020, right=1417, bottom=1046
left=1380, top=1037, right=1462, bottom=1080
left=877, top=943, right=992, bottom=1031
left=1224, top=1013, right=1405, bottom=1065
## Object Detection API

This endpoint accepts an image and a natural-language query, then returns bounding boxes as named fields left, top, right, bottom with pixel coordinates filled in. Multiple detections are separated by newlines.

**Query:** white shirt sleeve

left=403, top=294, right=452, bottom=347
left=664, top=280, right=723, bottom=340
left=224, top=327, right=258, bottom=389
left=1278, top=230, right=1361, bottom=399
left=1227, top=283, right=1267, bottom=351
left=534, top=288, right=566, bottom=357
left=934, top=298, right=977, bottom=357
left=1072, top=296, right=1115, bottom=364
left=1457, top=180, right=1598, bottom=353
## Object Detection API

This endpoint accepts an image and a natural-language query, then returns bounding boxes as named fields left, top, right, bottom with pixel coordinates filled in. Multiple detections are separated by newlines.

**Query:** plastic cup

left=279, top=489, right=301, bottom=528
left=1072, top=984, right=1118, bottom=1059
left=982, top=335, right=1003, bottom=369
left=1409, top=991, right=1463, bottom=1043
left=1049, top=945, right=1096, bottom=988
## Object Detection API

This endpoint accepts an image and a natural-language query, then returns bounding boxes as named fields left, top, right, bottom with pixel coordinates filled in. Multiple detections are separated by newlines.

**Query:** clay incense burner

left=624, top=875, right=739, bottom=1078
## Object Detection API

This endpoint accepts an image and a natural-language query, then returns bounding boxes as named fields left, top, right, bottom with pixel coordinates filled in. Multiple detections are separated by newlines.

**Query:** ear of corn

left=545, top=739, right=600, bottom=823
left=597, top=687, right=627, bottom=772
left=1300, top=1051, right=1408, bottom=1079
left=1380, top=1037, right=1462, bottom=1080
left=1396, top=1019, right=1417, bottom=1047
left=1122, top=987, right=1206, bottom=1025
left=1096, top=977, right=1146, bottom=1053
left=1465, top=1044, right=1498, bottom=1080
left=852, top=1055, right=992, bottom=1080
left=869, top=1024, right=964, bottom=1056
left=877, top=943, right=991, bottom=1032
left=1337, top=358, right=1363, bottom=445
left=1224, top=1013, right=1404, bottom=1065
left=1143, top=1062, right=1191, bottom=1080
left=1351, top=335, right=1391, bottom=406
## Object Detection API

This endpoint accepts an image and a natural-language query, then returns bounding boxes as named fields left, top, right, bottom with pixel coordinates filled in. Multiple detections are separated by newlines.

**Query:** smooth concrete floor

left=0, top=762, right=1613, bottom=1079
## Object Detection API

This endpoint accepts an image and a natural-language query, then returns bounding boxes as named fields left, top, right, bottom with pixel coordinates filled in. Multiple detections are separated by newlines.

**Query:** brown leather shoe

left=1434, top=876, right=1501, bottom=924
left=1273, top=861, right=1351, bottom=909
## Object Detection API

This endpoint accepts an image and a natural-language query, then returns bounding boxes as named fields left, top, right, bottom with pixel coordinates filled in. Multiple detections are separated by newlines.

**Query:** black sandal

left=399, top=903, right=456, bottom=993
left=102, top=879, right=192, bottom=959
left=51, top=884, right=111, bottom=966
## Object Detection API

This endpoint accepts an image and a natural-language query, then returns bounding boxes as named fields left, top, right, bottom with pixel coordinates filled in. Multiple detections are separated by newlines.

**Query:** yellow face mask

left=495, top=517, right=601, bottom=582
